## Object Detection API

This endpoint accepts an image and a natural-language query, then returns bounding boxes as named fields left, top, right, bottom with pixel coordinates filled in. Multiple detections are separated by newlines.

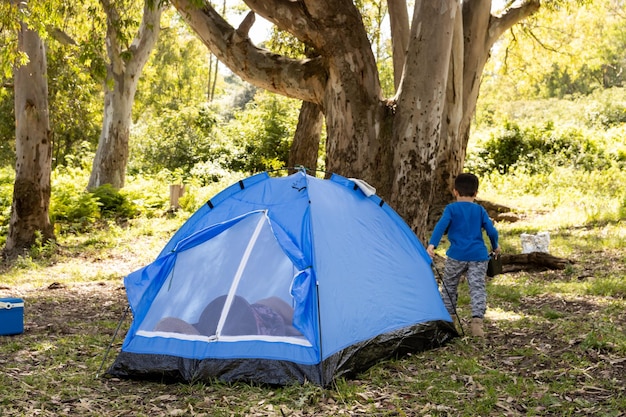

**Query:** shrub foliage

left=466, top=120, right=620, bottom=176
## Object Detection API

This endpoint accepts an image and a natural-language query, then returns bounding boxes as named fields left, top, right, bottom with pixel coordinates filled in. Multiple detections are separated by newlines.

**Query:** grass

left=1, top=171, right=625, bottom=416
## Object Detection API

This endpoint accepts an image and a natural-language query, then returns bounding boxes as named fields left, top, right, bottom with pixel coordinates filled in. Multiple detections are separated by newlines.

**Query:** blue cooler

left=0, top=298, right=24, bottom=335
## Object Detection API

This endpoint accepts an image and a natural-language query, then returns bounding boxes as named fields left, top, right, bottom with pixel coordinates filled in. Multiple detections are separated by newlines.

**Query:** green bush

left=129, top=104, right=218, bottom=179
left=219, top=91, right=299, bottom=174
left=50, top=168, right=140, bottom=233
left=584, top=88, right=626, bottom=128
left=50, top=168, right=101, bottom=232
left=129, top=90, right=300, bottom=181
left=476, top=121, right=529, bottom=174
left=0, top=87, right=15, bottom=168
left=466, top=120, right=614, bottom=176
left=90, top=184, right=139, bottom=218
left=50, top=189, right=100, bottom=227
left=540, top=63, right=598, bottom=98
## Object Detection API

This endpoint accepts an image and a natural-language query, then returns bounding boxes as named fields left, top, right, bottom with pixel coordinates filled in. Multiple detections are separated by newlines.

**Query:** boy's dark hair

left=454, top=173, right=479, bottom=197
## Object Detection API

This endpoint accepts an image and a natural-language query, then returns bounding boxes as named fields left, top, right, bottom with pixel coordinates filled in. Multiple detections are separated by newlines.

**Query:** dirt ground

left=1, top=248, right=625, bottom=416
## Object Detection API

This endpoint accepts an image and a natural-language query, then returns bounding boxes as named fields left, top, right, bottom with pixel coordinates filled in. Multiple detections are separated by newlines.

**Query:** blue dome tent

left=107, top=170, right=457, bottom=386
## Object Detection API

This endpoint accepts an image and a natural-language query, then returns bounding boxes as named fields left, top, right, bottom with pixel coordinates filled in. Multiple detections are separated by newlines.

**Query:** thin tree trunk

left=4, top=18, right=54, bottom=258
left=88, top=0, right=163, bottom=190
left=88, top=82, right=134, bottom=190
left=288, top=101, right=323, bottom=174
left=387, top=0, right=409, bottom=91
left=209, top=0, right=226, bottom=101
left=207, top=49, right=220, bottom=102
left=207, top=54, right=214, bottom=101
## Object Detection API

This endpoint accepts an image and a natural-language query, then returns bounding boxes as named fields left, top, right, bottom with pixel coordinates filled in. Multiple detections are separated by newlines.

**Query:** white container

left=534, top=232, right=550, bottom=253
left=520, top=232, right=550, bottom=254
left=520, top=233, right=536, bottom=254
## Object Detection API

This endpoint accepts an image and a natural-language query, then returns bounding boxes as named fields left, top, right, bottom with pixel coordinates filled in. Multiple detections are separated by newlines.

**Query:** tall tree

left=87, top=0, right=164, bottom=190
left=3, top=1, right=54, bottom=258
left=1, top=0, right=106, bottom=171
left=171, top=0, right=544, bottom=239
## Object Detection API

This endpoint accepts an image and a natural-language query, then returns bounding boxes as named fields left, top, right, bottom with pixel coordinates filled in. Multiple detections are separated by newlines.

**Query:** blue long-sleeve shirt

left=429, top=201, right=498, bottom=262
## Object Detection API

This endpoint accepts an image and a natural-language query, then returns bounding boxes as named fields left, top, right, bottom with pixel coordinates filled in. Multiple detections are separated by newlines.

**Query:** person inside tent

left=154, top=295, right=302, bottom=337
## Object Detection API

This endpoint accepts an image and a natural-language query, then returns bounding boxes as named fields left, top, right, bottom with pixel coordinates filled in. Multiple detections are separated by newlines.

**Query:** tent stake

left=96, top=305, right=130, bottom=379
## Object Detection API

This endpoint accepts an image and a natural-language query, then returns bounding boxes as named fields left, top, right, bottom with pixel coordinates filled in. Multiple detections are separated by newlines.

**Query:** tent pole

left=95, top=305, right=130, bottom=378
left=315, top=279, right=325, bottom=386
left=431, top=264, right=465, bottom=337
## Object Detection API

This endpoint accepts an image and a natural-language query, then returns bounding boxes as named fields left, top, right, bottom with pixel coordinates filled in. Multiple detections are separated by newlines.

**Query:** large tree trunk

left=88, top=0, right=163, bottom=190
left=427, top=0, right=467, bottom=232
left=288, top=101, right=323, bottom=173
left=388, top=1, right=459, bottom=239
left=3, top=18, right=54, bottom=259
left=319, top=4, right=386, bottom=184
left=429, top=0, right=541, bottom=229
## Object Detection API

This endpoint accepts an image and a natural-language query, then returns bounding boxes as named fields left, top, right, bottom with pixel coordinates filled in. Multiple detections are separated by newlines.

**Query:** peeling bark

left=429, top=0, right=540, bottom=233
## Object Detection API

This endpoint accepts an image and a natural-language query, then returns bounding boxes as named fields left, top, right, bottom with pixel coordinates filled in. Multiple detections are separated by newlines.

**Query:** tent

left=107, top=170, right=457, bottom=386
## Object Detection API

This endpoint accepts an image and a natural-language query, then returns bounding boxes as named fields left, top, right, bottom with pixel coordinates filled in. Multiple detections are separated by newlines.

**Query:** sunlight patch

left=485, top=308, right=523, bottom=321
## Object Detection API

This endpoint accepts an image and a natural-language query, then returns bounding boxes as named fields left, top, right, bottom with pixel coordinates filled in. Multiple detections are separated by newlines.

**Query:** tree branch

left=488, top=0, right=540, bottom=45
left=126, top=0, right=165, bottom=75
left=243, top=0, right=316, bottom=45
left=172, top=0, right=326, bottom=104
left=99, top=0, right=124, bottom=74
left=387, top=0, right=409, bottom=91
left=46, top=26, right=77, bottom=46
left=236, top=11, right=255, bottom=39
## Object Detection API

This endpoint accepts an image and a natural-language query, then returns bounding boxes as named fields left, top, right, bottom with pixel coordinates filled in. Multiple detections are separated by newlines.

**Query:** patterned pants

left=440, top=257, right=489, bottom=318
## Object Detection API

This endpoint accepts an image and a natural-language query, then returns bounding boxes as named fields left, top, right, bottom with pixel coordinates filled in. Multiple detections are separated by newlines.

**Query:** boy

left=426, top=173, right=500, bottom=337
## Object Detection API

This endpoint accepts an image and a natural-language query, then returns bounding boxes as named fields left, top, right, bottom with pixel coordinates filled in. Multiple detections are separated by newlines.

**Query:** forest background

left=0, top=1, right=624, bottom=242
left=0, top=1, right=625, bottom=243
left=0, top=0, right=625, bottom=415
